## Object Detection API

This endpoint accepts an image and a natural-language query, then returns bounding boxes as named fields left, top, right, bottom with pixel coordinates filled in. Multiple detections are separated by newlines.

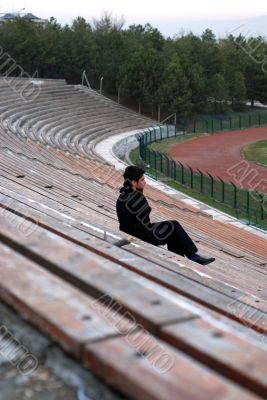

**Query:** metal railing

left=81, top=70, right=91, bottom=89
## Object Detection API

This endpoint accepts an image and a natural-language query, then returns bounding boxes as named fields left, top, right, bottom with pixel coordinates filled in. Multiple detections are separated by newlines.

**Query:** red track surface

left=169, top=127, right=267, bottom=193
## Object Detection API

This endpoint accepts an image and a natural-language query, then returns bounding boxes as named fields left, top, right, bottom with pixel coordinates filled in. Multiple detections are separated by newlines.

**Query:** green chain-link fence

left=170, top=110, right=267, bottom=134
left=136, top=116, right=267, bottom=229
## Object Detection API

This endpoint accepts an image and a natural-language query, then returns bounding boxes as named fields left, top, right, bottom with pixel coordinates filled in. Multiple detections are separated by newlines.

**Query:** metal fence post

left=143, top=133, right=146, bottom=160
left=151, top=150, right=157, bottom=179
left=172, top=160, right=177, bottom=181
left=197, top=169, right=203, bottom=193
left=160, top=126, right=163, bottom=140
left=218, top=177, right=225, bottom=203
left=208, top=173, right=214, bottom=198
left=230, top=181, right=237, bottom=209
left=162, top=152, right=167, bottom=175
left=144, top=146, right=147, bottom=163
left=178, top=161, right=185, bottom=184
left=166, top=155, right=170, bottom=176
left=159, top=151, right=166, bottom=174
left=189, top=166, right=193, bottom=189
left=182, top=121, right=186, bottom=133
left=159, top=152, right=163, bottom=172
left=153, top=127, right=156, bottom=142
left=148, top=147, right=151, bottom=166
left=259, top=193, right=264, bottom=220
left=139, top=135, right=143, bottom=159
left=246, top=190, right=250, bottom=215
left=155, top=150, right=157, bottom=171
left=205, top=119, right=209, bottom=133
left=145, top=130, right=148, bottom=146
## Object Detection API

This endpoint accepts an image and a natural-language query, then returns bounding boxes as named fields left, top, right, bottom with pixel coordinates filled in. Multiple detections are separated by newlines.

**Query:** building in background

left=0, top=12, right=48, bottom=27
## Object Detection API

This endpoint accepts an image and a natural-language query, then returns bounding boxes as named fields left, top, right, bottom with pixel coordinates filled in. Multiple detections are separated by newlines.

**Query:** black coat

left=116, top=183, right=198, bottom=255
left=116, top=183, right=154, bottom=241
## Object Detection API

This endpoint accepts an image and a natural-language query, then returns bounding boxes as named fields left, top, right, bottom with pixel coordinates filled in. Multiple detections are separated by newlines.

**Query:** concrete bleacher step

left=1, top=185, right=265, bottom=310
left=0, top=130, right=99, bottom=172
left=1, top=148, right=266, bottom=293
left=0, top=152, right=116, bottom=215
left=0, top=177, right=116, bottom=236
left=149, top=197, right=267, bottom=261
left=0, top=87, right=77, bottom=121
left=0, top=242, right=135, bottom=355
left=75, top=85, right=155, bottom=123
left=0, top=79, right=155, bottom=157
left=0, top=162, right=259, bottom=279
left=1, top=77, right=267, bottom=399
left=0, top=216, right=266, bottom=399
left=0, top=248, right=261, bottom=400
left=1, top=145, right=265, bottom=273
left=83, top=334, right=262, bottom=400
left=0, top=149, right=118, bottom=209
left=160, top=317, right=267, bottom=395
left=1, top=182, right=264, bottom=344
left=1, top=188, right=266, bottom=337
left=0, top=211, right=196, bottom=331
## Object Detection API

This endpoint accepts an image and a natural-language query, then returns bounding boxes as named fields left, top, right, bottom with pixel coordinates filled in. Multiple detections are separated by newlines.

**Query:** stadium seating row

left=0, top=78, right=266, bottom=399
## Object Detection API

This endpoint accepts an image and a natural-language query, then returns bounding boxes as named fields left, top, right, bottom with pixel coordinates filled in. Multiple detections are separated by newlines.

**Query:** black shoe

left=188, top=254, right=215, bottom=265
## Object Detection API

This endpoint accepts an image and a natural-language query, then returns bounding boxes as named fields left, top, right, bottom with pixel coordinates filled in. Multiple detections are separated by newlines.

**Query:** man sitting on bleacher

left=116, top=165, right=215, bottom=265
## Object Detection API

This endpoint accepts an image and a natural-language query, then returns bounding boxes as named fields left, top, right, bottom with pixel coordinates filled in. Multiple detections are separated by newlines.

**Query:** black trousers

left=141, top=220, right=198, bottom=258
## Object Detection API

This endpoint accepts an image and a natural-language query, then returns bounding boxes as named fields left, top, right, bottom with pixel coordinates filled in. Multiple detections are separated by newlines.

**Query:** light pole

left=12, top=7, right=25, bottom=17
left=100, top=76, right=103, bottom=95
left=18, top=7, right=26, bottom=16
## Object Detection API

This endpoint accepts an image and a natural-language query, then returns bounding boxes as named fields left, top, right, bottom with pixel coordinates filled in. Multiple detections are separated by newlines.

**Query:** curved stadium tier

left=0, top=78, right=267, bottom=400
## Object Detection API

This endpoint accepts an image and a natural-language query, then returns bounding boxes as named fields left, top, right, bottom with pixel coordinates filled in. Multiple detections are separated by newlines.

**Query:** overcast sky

left=1, top=0, right=267, bottom=36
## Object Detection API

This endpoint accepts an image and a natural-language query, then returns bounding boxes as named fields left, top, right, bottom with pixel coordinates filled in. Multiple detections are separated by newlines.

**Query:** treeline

left=1, top=14, right=267, bottom=118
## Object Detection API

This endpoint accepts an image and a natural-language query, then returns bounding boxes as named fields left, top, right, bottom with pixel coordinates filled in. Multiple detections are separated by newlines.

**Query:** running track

left=169, top=127, right=267, bottom=193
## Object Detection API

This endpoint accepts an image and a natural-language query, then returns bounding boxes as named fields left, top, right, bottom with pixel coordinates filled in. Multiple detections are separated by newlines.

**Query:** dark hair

left=123, top=165, right=145, bottom=183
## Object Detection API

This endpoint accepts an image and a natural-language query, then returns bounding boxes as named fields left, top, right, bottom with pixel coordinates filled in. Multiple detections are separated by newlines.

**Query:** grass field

left=241, top=140, right=267, bottom=167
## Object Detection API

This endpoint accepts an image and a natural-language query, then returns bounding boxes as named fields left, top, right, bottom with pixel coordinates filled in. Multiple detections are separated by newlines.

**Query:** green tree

left=157, top=55, right=192, bottom=117
left=92, top=13, right=128, bottom=94
left=200, top=31, right=222, bottom=78
left=119, top=46, right=162, bottom=113
left=207, top=73, right=229, bottom=112
left=37, top=18, right=64, bottom=78
left=220, top=36, right=247, bottom=106
left=240, top=36, right=267, bottom=106
left=1, top=16, right=267, bottom=116
left=93, top=10, right=125, bottom=32
left=183, top=61, right=206, bottom=113
left=118, top=23, right=164, bottom=111
left=245, top=62, right=267, bottom=106
left=0, top=17, right=42, bottom=75
left=60, top=17, right=95, bottom=83
left=201, top=28, right=216, bottom=43
left=230, top=71, right=247, bottom=106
